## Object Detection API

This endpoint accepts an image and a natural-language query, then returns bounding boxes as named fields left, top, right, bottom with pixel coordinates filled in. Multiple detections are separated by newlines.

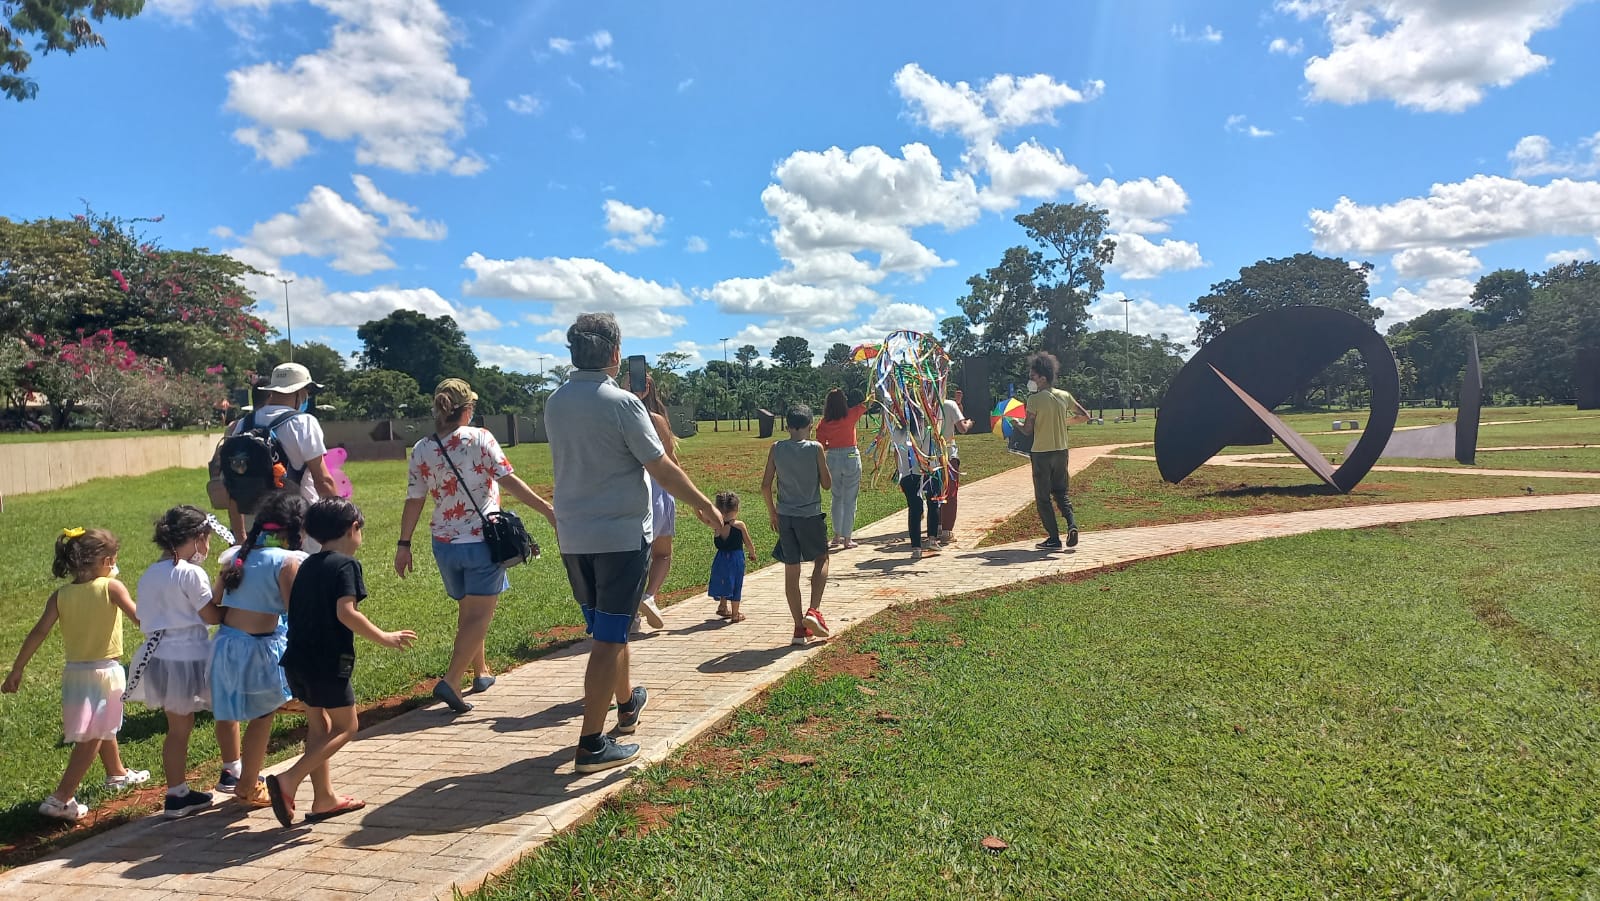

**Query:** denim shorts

left=433, top=539, right=510, bottom=600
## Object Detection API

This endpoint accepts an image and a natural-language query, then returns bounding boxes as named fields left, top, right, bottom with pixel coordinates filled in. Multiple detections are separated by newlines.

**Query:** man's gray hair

left=568, top=312, right=621, bottom=370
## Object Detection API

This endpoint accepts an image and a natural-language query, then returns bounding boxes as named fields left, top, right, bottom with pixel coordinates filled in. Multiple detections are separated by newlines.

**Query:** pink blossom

left=206, top=364, right=226, bottom=375
left=88, top=237, right=100, bottom=247
left=111, top=270, right=130, bottom=292
left=73, top=215, right=85, bottom=221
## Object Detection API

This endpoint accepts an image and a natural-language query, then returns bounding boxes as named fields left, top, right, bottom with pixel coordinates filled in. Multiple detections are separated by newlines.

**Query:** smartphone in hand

left=628, top=354, right=648, bottom=394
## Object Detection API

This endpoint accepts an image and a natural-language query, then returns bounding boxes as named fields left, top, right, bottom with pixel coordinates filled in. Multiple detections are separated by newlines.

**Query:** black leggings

left=1030, top=449, right=1076, bottom=540
left=900, top=473, right=941, bottom=548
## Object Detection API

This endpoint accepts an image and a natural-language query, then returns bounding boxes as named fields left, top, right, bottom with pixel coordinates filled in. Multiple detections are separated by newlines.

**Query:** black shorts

left=772, top=513, right=829, bottom=565
left=283, top=667, right=356, bottom=710
left=562, top=538, right=651, bottom=644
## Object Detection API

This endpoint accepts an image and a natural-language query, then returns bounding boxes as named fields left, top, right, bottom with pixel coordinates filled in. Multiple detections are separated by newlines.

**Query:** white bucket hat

left=262, top=362, right=322, bottom=394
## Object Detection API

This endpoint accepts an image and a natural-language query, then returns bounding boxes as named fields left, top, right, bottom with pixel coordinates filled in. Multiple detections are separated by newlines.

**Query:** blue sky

left=5, top=0, right=1600, bottom=376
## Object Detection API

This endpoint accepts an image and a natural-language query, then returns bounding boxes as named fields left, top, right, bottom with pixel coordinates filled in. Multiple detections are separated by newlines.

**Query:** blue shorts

left=433, top=539, right=510, bottom=600
left=562, top=539, right=651, bottom=644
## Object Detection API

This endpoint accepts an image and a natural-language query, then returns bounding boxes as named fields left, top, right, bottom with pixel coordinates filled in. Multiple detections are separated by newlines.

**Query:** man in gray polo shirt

left=545, top=312, right=726, bottom=773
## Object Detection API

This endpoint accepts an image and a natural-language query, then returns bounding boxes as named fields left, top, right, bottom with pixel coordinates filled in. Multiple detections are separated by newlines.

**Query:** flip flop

left=264, top=775, right=294, bottom=827
left=304, top=796, right=366, bottom=822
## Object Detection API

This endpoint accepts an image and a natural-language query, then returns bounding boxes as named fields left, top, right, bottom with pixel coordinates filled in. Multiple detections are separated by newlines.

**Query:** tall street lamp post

left=278, top=277, right=295, bottom=362
left=719, top=337, right=731, bottom=432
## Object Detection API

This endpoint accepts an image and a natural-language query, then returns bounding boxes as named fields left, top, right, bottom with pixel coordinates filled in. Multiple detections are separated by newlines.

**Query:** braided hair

left=153, top=505, right=211, bottom=556
left=221, top=491, right=307, bottom=592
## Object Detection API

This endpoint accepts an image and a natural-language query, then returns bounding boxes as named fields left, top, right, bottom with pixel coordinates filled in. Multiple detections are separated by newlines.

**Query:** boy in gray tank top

left=762, top=405, right=834, bottom=646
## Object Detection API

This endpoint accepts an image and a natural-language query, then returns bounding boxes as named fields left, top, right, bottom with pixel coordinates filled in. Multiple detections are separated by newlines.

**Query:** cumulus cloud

left=973, top=140, right=1086, bottom=211
left=1224, top=114, right=1275, bottom=138
left=232, top=176, right=445, bottom=275
left=1172, top=24, right=1223, bottom=43
left=1309, top=175, right=1600, bottom=253
left=1106, top=233, right=1206, bottom=280
left=602, top=200, right=666, bottom=253
left=233, top=252, right=499, bottom=332
left=1372, top=276, right=1475, bottom=329
left=225, top=0, right=482, bottom=174
left=703, top=279, right=880, bottom=330
left=506, top=94, right=543, bottom=115
left=1089, top=293, right=1201, bottom=347
left=726, top=301, right=942, bottom=361
left=1545, top=246, right=1595, bottom=265
left=685, top=236, right=709, bottom=253
left=475, top=343, right=556, bottom=373
left=1390, top=246, right=1482, bottom=279
left=1269, top=36, right=1305, bottom=55
left=1074, top=176, right=1189, bottom=234
left=461, top=252, right=691, bottom=338
left=1509, top=132, right=1600, bottom=178
left=893, top=62, right=1103, bottom=144
left=1281, top=0, right=1580, bottom=112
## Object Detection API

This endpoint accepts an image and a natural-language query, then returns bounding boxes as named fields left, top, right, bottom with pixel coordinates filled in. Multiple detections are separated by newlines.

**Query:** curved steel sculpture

left=1155, top=306, right=1400, bottom=493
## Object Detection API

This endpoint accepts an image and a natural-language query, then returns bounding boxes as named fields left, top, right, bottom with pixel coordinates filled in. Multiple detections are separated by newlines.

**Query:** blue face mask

left=298, top=397, right=310, bottom=413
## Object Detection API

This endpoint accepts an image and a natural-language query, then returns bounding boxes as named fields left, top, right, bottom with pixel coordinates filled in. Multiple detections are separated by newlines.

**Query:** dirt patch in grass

left=677, top=744, right=749, bottom=780
left=1464, top=587, right=1600, bottom=694
left=629, top=802, right=680, bottom=837
left=811, top=647, right=881, bottom=681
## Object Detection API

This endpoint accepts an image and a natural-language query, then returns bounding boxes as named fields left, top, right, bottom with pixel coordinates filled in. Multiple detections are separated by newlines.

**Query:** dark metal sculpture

left=1578, top=347, right=1600, bottom=411
left=1155, top=306, right=1400, bottom=493
left=960, top=356, right=994, bottom=434
left=1344, top=333, right=1480, bottom=464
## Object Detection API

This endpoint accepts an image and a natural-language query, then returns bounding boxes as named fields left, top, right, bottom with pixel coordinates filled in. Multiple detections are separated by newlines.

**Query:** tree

left=821, top=343, right=852, bottom=368
left=1470, top=269, right=1534, bottom=329
left=937, top=316, right=978, bottom=360
left=470, top=365, right=540, bottom=416
left=343, top=369, right=427, bottom=420
left=1190, top=253, right=1377, bottom=346
left=256, top=340, right=350, bottom=395
left=1387, top=308, right=1476, bottom=403
left=771, top=336, right=812, bottom=369
left=3, top=0, right=146, bottom=102
left=735, top=344, right=759, bottom=369
left=357, top=310, right=478, bottom=393
left=1014, top=202, right=1115, bottom=359
left=655, top=351, right=691, bottom=373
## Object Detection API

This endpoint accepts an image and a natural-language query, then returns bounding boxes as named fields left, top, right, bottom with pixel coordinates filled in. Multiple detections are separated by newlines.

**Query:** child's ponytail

left=52, top=528, right=120, bottom=580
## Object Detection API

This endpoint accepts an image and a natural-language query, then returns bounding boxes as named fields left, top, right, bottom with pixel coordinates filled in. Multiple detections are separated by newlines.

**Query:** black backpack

left=209, top=410, right=306, bottom=514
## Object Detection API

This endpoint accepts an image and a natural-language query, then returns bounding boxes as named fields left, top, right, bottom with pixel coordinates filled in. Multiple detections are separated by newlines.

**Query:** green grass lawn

left=476, top=508, right=1600, bottom=900
left=0, top=422, right=1026, bottom=849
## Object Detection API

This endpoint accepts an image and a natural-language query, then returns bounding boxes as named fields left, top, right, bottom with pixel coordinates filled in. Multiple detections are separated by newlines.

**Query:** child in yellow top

left=3, top=528, right=150, bottom=822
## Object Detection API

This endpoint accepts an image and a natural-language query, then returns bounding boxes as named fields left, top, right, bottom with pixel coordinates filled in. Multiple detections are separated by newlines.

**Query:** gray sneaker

left=575, top=735, right=641, bottom=773
left=614, top=687, right=648, bottom=734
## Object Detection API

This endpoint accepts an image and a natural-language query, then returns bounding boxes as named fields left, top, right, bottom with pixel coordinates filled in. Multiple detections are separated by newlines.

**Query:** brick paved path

left=4, top=445, right=1597, bottom=901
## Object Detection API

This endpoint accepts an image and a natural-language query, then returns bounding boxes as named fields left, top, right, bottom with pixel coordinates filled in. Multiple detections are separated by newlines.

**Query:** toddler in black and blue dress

left=709, top=491, right=757, bottom=622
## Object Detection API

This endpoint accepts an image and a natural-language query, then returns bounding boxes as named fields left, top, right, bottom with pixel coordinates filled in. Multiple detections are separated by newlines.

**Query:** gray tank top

left=772, top=439, right=823, bottom=517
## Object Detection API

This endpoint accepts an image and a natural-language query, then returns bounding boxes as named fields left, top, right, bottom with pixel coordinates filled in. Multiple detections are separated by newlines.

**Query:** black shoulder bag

left=431, top=434, right=540, bottom=568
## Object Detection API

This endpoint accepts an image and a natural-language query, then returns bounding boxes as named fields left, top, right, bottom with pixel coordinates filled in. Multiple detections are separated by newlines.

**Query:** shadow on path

left=698, top=645, right=803, bottom=674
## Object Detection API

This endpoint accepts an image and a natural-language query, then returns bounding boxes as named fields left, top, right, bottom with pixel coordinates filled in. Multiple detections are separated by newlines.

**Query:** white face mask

left=1028, top=379, right=1041, bottom=393
left=188, top=550, right=209, bottom=565
left=109, top=564, right=120, bottom=578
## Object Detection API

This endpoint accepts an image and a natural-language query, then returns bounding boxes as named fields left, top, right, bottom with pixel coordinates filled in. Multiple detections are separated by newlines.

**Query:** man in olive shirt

left=1017, top=351, right=1080, bottom=550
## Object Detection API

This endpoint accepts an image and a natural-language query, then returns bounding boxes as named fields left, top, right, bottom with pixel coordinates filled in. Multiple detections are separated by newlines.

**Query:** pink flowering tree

left=18, top=329, right=226, bottom=430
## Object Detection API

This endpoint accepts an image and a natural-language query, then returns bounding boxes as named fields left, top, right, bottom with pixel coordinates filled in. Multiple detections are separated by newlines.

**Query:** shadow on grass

left=343, top=748, right=628, bottom=843
left=698, top=645, right=804, bottom=674
left=1203, top=484, right=1343, bottom=499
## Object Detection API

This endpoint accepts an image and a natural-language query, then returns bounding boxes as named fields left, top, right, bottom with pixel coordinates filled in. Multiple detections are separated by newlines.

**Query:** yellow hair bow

left=61, top=527, right=86, bottom=539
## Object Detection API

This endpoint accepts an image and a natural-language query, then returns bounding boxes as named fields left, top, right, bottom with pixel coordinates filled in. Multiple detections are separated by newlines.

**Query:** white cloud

left=1074, top=176, right=1189, bottom=234
left=725, top=301, right=942, bottom=361
left=1282, top=0, right=1580, bottom=112
left=602, top=200, right=666, bottom=252
left=234, top=255, right=499, bottom=333
left=1390, top=246, right=1482, bottom=279
left=1089, top=293, right=1201, bottom=346
left=589, top=30, right=613, bottom=50
left=1509, top=132, right=1600, bottom=178
left=1172, top=24, right=1224, bottom=43
left=232, top=176, right=445, bottom=275
left=506, top=94, right=543, bottom=115
left=1372, top=276, right=1475, bottom=329
left=703, top=279, right=880, bottom=329
left=476, top=343, right=557, bottom=373
left=1224, top=114, right=1275, bottom=138
left=677, top=77, right=695, bottom=92
left=548, top=36, right=575, bottom=54
left=685, top=236, right=709, bottom=254
left=973, top=140, right=1086, bottom=211
left=1545, top=247, right=1594, bottom=265
left=1106, top=233, right=1206, bottom=280
left=461, top=252, right=692, bottom=338
left=893, top=62, right=1102, bottom=144
left=591, top=53, right=621, bottom=71
left=1268, top=36, right=1305, bottom=55
left=1310, top=175, right=1600, bottom=253
left=225, top=0, right=481, bottom=174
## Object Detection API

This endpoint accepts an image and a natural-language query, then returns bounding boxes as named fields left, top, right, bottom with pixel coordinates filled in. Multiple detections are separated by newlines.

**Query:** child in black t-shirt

left=266, top=499, right=415, bottom=828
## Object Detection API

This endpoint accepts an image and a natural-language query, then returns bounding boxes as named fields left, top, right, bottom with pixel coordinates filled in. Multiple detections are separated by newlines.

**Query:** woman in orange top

left=815, top=388, right=867, bottom=549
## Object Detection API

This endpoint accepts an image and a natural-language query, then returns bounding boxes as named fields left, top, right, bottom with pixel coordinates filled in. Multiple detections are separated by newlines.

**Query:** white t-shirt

left=889, top=425, right=937, bottom=478
left=134, top=559, right=213, bottom=635
left=407, top=427, right=516, bottom=544
left=939, top=399, right=963, bottom=457
left=232, top=404, right=328, bottom=504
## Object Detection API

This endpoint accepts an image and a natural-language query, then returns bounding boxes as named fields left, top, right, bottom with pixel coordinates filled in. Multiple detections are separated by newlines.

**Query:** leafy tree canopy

left=1190, top=253, right=1377, bottom=346
left=2, top=0, right=145, bottom=102
left=356, top=309, right=478, bottom=393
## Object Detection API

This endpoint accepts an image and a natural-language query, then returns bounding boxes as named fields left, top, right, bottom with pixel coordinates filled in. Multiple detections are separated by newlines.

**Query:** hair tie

left=203, top=514, right=236, bottom=545
left=232, top=556, right=245, bottom=568
left=259, top=522, right=283, bottom=532
left=61, top=527, right=86, bottom=539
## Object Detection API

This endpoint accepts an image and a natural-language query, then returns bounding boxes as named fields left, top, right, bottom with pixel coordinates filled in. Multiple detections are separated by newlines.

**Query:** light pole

left=1118, top=297, right=1132, bottom=420
left=277, top=277, right=295, bottom=362
left=719, top=337, right=731, bottom=432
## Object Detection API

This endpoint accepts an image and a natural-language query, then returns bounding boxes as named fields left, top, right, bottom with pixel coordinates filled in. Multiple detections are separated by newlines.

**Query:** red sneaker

left=803, top=608, right=831, bottom=639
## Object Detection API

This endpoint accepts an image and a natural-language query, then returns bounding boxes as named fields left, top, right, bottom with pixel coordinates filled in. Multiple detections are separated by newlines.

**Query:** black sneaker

left=433, top=680, right=474, bottom=714
left=163, top=789, right=213, bottom=819
left=1066, top=528, right=1079, bottom=548
left=214, top=770, right=239, bottom=795
left=1036, top=538, right=1063, bottom=550
left=614, top=687, right=648, bottom=734
left=575, top=735, right=641, bottom=773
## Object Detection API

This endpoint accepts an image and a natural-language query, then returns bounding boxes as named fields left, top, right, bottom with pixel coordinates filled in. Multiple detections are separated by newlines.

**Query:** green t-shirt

left=1026, top=388, right=1075, bottom=453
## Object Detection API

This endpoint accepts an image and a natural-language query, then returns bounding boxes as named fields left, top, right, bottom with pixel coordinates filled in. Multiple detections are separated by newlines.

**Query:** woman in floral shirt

left=395, top=378, right=555, bottom=715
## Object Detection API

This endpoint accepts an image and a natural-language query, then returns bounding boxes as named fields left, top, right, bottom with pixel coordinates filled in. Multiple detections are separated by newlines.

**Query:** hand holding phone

left=628, top=354, right=648, bottom=395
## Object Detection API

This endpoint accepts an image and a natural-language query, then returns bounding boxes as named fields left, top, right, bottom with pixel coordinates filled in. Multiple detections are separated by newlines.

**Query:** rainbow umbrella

left=851, top=344, right=880, bottom=363
left=992, top=397, right=1024, bottom=419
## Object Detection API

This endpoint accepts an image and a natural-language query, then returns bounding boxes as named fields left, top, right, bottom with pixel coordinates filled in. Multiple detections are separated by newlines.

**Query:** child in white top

left=127, top=506, right=244, bottom=818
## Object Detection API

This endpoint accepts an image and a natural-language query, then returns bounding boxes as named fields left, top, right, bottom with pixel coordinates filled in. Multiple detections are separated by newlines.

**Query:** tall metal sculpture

left=1350, top=334, right=1481, bottom=464
left=1578, top=347, right=1600, bottom=411
left=1155, top=306, right=1400, bottom=493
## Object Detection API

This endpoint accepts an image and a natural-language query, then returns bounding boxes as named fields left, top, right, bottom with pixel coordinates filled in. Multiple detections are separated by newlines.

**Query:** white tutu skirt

left=210, top=624, right=290, bottom=722
left=62, top=660, right=125, bottom=743
left=124, top=626, right=212, bottom=715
